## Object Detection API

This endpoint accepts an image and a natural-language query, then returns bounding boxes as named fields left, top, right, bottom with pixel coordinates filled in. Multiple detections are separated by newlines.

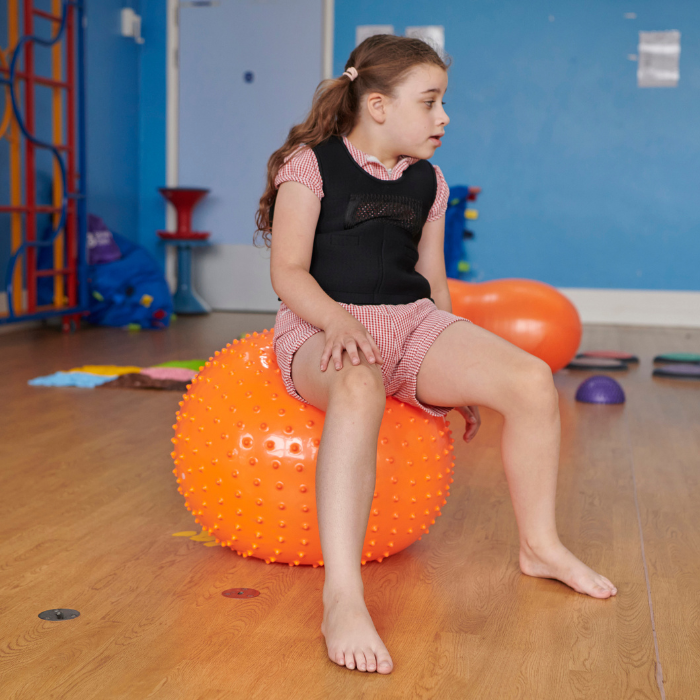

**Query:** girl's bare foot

left=519, top=540, right=618, bottom=599
left=321, top=587, right=394, bottom=674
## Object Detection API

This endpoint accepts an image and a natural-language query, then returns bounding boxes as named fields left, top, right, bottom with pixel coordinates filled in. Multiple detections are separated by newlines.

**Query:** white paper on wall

left=356, top=25, right=395, bottom=47
left=637, top=30, right=681, bottom=87
left=405, top=26, right=445, bottom=58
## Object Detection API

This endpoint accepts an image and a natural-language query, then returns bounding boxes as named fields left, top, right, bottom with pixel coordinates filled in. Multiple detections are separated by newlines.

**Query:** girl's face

left=387, top=64, right=450, bottom=159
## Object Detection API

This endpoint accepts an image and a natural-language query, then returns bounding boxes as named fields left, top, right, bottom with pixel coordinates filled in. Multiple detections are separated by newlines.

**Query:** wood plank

left=580, top=324, right=700, bottom=699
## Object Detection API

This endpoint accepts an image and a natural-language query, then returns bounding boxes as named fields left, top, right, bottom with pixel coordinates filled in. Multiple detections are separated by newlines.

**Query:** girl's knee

left=331, top=360, right=385, bottom=405
left=516, top=357, right=557, bottom=407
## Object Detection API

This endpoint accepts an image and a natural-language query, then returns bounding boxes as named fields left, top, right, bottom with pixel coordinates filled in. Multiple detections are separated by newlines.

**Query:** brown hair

left=253, top=34, right=451, bottom=249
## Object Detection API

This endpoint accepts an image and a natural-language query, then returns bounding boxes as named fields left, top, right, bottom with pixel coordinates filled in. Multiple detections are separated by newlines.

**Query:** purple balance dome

left=575, top=375, right=626, bottom=404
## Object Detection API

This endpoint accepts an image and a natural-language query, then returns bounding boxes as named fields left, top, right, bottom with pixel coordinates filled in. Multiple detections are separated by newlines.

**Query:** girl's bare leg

left=291, top=332, right=395, bottom=673
left=416, top=321, right=618, bottom=599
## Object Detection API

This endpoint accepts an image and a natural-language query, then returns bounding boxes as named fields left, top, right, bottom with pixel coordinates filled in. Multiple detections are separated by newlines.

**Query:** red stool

left=157, top=187, right=211, bottom=240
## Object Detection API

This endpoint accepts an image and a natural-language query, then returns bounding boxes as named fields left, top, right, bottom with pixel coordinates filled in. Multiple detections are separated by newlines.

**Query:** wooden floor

left=1, top=313, right=699, bottom=699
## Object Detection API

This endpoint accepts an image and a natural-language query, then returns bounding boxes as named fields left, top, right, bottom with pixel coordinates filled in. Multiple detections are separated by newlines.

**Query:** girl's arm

left=414, top=214, right=451, bottom=313
left=270, top=181, right=347, bottom=330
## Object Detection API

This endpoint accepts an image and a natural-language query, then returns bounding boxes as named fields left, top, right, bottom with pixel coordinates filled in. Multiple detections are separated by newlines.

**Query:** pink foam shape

left=141, top=367, right=197, bottom=381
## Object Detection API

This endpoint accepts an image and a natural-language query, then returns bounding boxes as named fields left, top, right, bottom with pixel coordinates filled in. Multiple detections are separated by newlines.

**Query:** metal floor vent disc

left=39, top=609, right=80, bottom=621
left=222, top=588, right=260, bottom=599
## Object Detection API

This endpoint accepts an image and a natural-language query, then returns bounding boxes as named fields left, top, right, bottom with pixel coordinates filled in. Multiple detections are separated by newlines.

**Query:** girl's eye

left=425, top=101, right=447, bottom=108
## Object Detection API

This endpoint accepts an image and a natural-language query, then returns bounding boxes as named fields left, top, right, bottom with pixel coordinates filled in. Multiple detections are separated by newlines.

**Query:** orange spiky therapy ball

left=171, top=329, right=456, bottom=567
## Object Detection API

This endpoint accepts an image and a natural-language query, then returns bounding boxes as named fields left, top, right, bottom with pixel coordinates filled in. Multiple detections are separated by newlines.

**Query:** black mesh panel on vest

left=344, top=193, right=424, bottom=238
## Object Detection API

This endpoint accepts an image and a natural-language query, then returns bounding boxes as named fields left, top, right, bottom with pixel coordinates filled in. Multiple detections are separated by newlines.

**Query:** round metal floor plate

left=222, top=588, right=260, bottom=599
left=38, top=609, right=80, bottom=621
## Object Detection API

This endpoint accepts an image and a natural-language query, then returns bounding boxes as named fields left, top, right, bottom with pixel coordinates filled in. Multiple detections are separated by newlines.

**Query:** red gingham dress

left=272, top=136, right=473, bottom=417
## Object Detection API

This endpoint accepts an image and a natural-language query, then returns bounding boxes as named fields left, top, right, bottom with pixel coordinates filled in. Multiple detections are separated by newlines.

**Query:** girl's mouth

left=429, top=136, right=442, bottom=147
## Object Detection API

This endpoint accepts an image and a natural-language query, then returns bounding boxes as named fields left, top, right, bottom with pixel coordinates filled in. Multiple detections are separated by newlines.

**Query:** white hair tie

left=342, top=67, right=358, bottom=82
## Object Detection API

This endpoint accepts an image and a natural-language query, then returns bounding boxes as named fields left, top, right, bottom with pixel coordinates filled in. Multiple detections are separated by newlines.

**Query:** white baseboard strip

left=559, top=288, right=700, bottom=328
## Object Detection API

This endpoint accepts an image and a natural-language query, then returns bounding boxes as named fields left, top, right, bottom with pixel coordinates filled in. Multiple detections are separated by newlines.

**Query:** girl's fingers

left=345, top=338, right=361, bottom=365
left=358, top=340, right=376, bottom=364
left=320, top=344, right=333, bottom=371
left=332, top=344, right=344, bottom=370
left=322, top=333, right=383, bottom=370
left=368, top=337, right=383, bottom=364
left=464, top=406, right=481, bottom=426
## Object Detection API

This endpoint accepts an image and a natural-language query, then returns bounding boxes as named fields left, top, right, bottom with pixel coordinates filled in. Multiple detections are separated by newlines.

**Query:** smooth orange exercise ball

left=447, top=278, right=582, bottom=373
left=171, top=329, right=456, bottom=567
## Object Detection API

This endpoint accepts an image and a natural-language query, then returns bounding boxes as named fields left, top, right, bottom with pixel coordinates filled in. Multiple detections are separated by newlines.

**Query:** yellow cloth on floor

left=69, top=365, right=142, bottom=376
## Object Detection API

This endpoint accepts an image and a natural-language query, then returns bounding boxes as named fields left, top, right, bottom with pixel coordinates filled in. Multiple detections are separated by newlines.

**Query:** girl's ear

left=366, top=93, right=387, bottom=124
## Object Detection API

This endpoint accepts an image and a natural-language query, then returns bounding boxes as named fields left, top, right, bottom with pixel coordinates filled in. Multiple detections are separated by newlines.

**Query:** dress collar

left=341, top=135, right=416, bottom=173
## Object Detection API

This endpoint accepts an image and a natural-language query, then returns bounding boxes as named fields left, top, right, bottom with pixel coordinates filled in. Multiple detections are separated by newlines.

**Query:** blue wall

left=85, top=0, right=142, bottom=243
left=137, top=0, right=167, bottom=266
left=4, top=2, right=698, bottom=298
left=335, top=0, right=700, bottom=290
left=86, top=0, right=167, bottom=264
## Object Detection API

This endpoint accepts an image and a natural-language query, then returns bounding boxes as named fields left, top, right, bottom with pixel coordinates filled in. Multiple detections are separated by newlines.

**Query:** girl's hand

left=456, top=405, right=481, bottom=443
left=320, top=312, right=384, bottom=371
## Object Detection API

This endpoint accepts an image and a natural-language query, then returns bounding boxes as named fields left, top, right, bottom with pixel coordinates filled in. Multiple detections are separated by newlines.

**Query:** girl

left=254, top=35, right=617, bottom=676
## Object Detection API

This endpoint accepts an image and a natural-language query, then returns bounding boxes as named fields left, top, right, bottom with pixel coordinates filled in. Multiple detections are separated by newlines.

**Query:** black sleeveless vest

left=275, top=134, right=437, bottom=305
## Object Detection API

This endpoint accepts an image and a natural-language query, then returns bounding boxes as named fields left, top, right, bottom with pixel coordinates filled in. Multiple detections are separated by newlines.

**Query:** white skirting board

left=172, top=243, right=700, bottom=328
left=558, top=288, right=700, bottom=328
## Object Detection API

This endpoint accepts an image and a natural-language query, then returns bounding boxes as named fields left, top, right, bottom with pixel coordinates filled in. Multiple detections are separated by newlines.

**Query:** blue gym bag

left=37, top=215, right=173, bottom=329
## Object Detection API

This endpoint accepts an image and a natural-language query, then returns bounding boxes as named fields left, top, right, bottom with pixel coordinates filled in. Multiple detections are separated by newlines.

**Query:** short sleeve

left=426, top=164, right=449, bottom=222
left=273, top=144, right=324, bottom=201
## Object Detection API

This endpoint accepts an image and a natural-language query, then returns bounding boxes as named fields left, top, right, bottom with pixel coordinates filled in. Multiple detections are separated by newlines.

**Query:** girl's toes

left=334, top=650, right=345, bottom=666
left=377, top=654, right=393, bottom=674
left=344, top=651, right=355, bottom=670
left=366, top=651, right=377, bottom=672
left=355, top=651, right=367, bottom=672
